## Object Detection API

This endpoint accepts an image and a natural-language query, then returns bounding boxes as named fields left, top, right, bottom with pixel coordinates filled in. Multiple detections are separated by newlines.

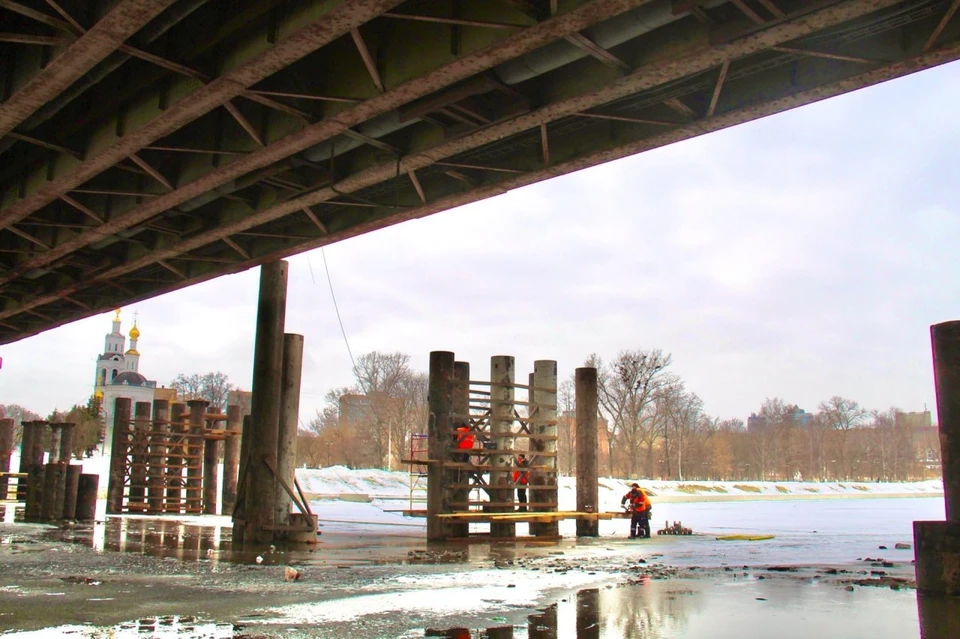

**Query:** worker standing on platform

left=454, top=421, right=474, bottom=463
left=621, top=483, right=652, bottom=539
left=513, top=453, right=530, bottom=512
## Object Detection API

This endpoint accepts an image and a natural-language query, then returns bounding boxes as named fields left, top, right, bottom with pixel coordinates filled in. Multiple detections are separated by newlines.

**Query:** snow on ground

left=295, top=464, right=944, bottom=506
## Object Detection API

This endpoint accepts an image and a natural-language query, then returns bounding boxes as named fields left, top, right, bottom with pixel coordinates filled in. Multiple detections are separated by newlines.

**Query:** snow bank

left=296, top=466, right=944, bottom=506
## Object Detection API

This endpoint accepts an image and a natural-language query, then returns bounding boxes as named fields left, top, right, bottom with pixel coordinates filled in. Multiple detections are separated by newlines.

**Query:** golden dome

left=129, top=322, right=140, bottom=339
left=94, top=389, right=103, bottom=400
left=125, top=348, right=140, bottom=356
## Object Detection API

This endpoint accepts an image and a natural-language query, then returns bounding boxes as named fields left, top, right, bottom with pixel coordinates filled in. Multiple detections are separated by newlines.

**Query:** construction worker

left=512, top=453, right=530, bottom=511
left=454, top=422, right=474, bottom=462
left=621, top=483, right=652, bottom=539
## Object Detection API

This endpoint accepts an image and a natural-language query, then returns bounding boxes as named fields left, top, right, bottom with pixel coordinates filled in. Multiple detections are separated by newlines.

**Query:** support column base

left=913, top=520, right=960, bottom=596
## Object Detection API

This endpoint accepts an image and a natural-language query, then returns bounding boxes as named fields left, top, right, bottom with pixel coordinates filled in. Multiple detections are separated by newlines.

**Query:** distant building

left=94, top=310, right=158, bottom=455
left=747, top=406, right=814, bottom=433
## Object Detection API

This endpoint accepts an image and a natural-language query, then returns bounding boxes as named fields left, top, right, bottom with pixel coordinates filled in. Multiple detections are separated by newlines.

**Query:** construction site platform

left=400, top=510, right=618, bottom=524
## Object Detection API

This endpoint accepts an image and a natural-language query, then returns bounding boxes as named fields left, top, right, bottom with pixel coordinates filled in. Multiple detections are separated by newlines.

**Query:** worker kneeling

left=621, top=483, right=652, bottom=539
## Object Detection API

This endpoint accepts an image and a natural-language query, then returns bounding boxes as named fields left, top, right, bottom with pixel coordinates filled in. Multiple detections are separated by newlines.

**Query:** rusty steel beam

left=301, top=207, right=329, bottom=233
left=707, top=60, right=730, bottom=117
left=351, top=28, right=385, bottom=92
left=0, top=0, right=652, bottom=288
left=0, top=0, right=179, bottom=139
left=0, top=0, right=922, bottom=323
left=564, top=33, right=631, bottom=72
left=577, top=111, right=676, bottom=126
left=0, top=0, right=406, bottom=229
left=771, top=45, right=879, bottom=63
left=408, top=170, right=427, bottom=203
left=0, top=32, right=73, bottom=46
left=731, top=0, right=767, bottom=23
left=7, top=37, right=954, bottom=344
left=924, top=0, right=960, bottom=51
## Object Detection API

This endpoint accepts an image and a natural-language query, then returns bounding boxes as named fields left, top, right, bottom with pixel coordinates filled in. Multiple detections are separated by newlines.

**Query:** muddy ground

left=1, top=517, right=944, bottom=639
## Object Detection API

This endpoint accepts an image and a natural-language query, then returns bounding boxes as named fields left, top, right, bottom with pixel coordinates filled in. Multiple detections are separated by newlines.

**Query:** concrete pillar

left=240, top=260, right=288, bottom=544
left=576, top=367, right=600, bottom=537
left=24, top=463, right=44, bottom=521
left=490, top=355, right=516, bottom=539
left=222, top=404, right=242, bottom=513
left=915, top=322, right=960, bottom=596
left=41, top=462, right=65, bottom=521
left=63, top=464, right=81, bottom=520
left=148, top=399, right=170, bottom=513
left=449, top=361, right=471, bottom=539
left=931, top=321, right=960, bottom=521
left=918, top=590, right=960, bottom=638
left=533, top=360, right=558, bottom=537
left=76, top=474, right=99, bottom=521
left=576, top=588, right=600, bottom=638
left=107, top=398, right=132, bottom=514
left=202, top=421, right=220, bottom=515
left=16, top=421, right=37, bottom=500
left=186, top=400, right=208, bottom=513
left=129, top=402, right=151, bottom=507
left=0, top=418, right=13, bottom=500
left=47, top=423, right=62, bottom=463
left=56, top=423, right=76, bottom=464
left=427, top=351, right=455, bottom=541
left=275, top=333, right=304, bottom=530
left=165, top=402, right=186, bottom=513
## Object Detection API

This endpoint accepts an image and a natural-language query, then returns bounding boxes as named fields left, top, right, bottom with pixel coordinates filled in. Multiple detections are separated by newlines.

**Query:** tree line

left=301, top=349, right=940, bottom=482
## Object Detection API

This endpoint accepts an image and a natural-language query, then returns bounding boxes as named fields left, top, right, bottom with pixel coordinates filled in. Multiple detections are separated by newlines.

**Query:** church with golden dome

left=94, top=309, right=158, bottom=439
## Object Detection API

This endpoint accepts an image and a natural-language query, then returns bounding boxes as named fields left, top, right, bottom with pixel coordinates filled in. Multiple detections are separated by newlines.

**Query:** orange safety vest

left=512, top=460, right=530, bottom=485
left=455, top=426, right=474, bottom=450
left=622, top=488, right=649, bottom=513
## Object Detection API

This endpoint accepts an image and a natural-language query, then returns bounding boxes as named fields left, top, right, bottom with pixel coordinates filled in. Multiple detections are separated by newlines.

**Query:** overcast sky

left=2, top=60, right=958, bottom=426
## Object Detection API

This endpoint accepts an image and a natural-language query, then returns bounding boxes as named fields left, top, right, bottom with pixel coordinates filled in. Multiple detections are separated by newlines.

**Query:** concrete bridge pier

left=576, top=367, right=600, bottom=537
left=914, top=321, right=960, bottom=597
left=426, top=351, right=455, bottom=542
left=0, top=418, right=13, bottom=500
left=234, top=260, right=289, bottom=546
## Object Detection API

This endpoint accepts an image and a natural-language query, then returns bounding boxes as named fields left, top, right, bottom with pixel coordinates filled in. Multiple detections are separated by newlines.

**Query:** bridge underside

left=1, top=0, right=958, bottom=344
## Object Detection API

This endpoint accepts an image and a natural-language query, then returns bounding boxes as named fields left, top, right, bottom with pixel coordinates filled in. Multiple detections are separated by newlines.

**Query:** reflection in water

left=4, top=615, right=238, bottom=638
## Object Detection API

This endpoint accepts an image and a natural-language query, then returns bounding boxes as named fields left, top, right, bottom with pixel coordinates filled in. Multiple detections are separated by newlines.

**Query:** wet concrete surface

left=1, top=508, right=958, bottom=638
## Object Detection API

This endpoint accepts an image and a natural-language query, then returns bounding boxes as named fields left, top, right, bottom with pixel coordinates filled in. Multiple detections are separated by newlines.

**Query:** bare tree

left=659, top=384, right=704, bottom=480
left=557, top=378, right=576, bottom=475
left=170, top=371, right=234, bottom=410
left=818, top=396, right=867, bottom=479
left=0, top=404, right=42, bottom=445
left=591, top=349, right=672, bottom=478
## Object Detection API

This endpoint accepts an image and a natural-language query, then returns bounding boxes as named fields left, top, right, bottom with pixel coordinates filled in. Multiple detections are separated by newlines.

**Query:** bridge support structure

left=914, top=321, right=960, bottom=598
left=232, top=260, right=315, bottom=546
left=419, top=350, right=599, bottom=542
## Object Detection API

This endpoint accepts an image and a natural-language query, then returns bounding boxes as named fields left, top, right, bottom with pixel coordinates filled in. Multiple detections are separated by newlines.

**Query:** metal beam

left=408, top=170, right=426, bottom=203
left=771, top=45, right=879, bottom=64
left=707, top=60, right=730, bottom=117
left=731, top=0, right=766, bottom=24
left=380, top=12, right=528, bottom=29
left=540, top=123, right=550, bottom=166
left=924, top=0, right=960, bottom=51
left=128, top=154, right=174, bottom=190
left=301, top=207, right=328, bottom=234
left=6, top=225, right=48, bottom=249
left=0, top=32, right=72, bottom=46
left=0, top=0, right=924, bottom=325
left=224, top=101, right=265, bottom=147
left=0, top=0, right=406, bottom=228
left=0, top=0, right=179, bottom=139
left=6, top=132, right=80, bottom=157
left=577, top=111, right=676, bottom=126
left=351, top=27, right=384, bottom=92
left=564, top=33, right=631, bottom=72
left=0, top=0, right=650, bottom=286
left=10, top=37, right=953, bottom=345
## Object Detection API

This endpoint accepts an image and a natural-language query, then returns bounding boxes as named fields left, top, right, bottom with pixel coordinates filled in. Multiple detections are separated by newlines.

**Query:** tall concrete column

left=490, top=356, right=516, bottom=539
left=47, top=424, right=63, bottom=464
left=186, top=400, right=208, bottom=513
left=57, top=423, right=76, bottom=464
left=222, top=404, right=243, bottom=513
left=129, top=403, right=151, bottom=507
left=427, top=351, right=455, bottom=541
left=533, top=360, right=558, bottom=537
left=240, top=260, right=288, bottom=544
left=915, top=321, right=960, bottom=596
left=17, top=421, right=38, bottom=500
left=0, top=418, right=13, bottom=500
left=576, top=367, right=600, bottom=537
left=202, top=416, right=221, bottom=515
left=275, top=333, right=304, bottom=529
left=149, top=399, right=170, bottom=512
left=107, top=398, right=132, bottom=514
left=449, top=361, right=471, bottom=539
left=165, top=403, right=186, bottom=512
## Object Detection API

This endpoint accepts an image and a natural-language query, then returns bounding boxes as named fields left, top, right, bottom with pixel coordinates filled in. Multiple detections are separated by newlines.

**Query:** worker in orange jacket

left=512, top=453, right=530, bottom=511
left=454, top=423, right=474, bottom=462
left=621, top=483, right=652, bottom=539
